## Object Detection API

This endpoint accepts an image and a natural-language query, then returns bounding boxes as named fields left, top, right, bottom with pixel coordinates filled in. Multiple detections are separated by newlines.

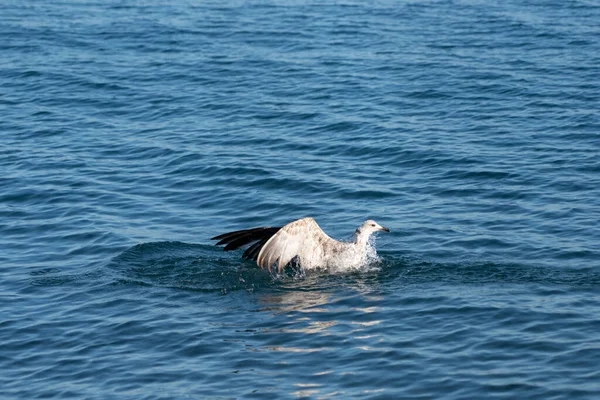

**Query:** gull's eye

left=371, top=224, right=376, bottom=227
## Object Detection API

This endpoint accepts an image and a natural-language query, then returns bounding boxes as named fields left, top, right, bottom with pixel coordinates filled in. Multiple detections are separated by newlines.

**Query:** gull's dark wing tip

left=211, top=228, right=255, bottom=241
left=212, top=227, right=282, bottom=257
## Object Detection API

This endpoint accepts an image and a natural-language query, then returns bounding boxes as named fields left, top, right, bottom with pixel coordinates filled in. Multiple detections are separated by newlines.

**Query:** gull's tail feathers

left=211, top=227, right=282, bottom=261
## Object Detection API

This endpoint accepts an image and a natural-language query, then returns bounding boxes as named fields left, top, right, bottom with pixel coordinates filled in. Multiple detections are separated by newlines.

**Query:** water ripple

left=2, top=0, right=600, bottom=398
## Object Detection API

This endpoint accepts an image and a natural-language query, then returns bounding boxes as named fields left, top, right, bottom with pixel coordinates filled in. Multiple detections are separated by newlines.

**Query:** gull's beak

left=380, top=226, right=390, bottom=233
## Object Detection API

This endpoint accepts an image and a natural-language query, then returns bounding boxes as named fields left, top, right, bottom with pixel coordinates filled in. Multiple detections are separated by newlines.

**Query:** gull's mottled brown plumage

left=212, top=217, right=390, bottom=272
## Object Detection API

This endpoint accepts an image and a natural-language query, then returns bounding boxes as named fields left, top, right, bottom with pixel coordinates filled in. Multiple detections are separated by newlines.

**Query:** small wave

left=106, top=241, right=273, bottom=293
left=378, top=254, right=600, bottom=287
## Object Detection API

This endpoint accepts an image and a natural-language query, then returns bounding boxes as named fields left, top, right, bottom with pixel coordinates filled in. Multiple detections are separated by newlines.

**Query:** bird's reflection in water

left=255, top=269, right=383, bottom=314
left=246, top=276, right=386, bottom=398
left=291, top=383, right=322, bottom=398
left=257, top=288, right=333, bottom=314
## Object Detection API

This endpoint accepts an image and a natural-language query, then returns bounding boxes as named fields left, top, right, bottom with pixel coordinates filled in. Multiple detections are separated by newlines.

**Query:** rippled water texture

left=2, top=1, right=600, bottom=398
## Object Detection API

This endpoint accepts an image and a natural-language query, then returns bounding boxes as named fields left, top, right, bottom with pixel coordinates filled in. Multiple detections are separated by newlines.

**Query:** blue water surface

left=2, top=1, right=600, bottom=398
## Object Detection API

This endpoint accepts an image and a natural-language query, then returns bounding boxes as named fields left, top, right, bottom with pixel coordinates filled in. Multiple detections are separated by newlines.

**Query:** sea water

left=1, top=1, right=599, bottom=398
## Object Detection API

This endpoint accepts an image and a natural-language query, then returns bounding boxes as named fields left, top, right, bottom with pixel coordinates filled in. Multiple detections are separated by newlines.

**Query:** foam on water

left=321, top=235, right=383, bottom=274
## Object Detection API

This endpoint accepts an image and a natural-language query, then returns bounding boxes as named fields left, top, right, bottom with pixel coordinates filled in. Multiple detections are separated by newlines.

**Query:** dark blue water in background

left=2, top=1, right=600, bottom=398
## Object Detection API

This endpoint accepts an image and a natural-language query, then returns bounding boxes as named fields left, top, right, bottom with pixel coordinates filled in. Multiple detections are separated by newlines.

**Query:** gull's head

left=356, top=220, right=390, bottom=236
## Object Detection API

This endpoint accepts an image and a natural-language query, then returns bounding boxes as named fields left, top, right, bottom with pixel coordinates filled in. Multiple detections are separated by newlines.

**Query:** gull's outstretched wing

left=257, top=217, right=334, bottom=272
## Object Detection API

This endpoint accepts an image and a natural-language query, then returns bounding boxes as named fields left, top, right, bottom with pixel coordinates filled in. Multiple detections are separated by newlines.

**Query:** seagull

left=211, top=217, right=390, bottom=272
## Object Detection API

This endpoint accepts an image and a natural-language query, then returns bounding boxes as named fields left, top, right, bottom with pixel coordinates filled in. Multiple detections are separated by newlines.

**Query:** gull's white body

left=256, top=217, right=389, bottom=272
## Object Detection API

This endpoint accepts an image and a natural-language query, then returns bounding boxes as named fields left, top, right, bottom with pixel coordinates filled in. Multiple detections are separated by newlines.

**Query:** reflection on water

left=291, top=383, right=322, bottom=398
left=266, top=346, right=333, bottom=353
left=243, top=278, right=392, bottom=398
left=257, top=289, right=333, bottom=314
